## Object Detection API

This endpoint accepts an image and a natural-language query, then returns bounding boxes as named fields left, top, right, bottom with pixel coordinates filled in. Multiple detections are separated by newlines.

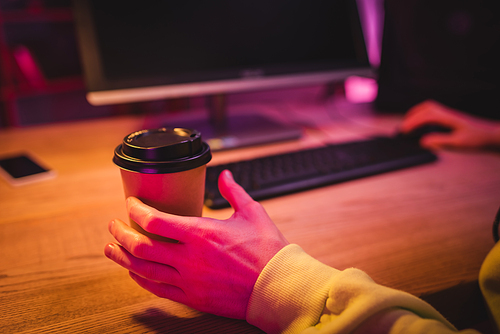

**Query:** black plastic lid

left=113, top=128, right=212, bottom=173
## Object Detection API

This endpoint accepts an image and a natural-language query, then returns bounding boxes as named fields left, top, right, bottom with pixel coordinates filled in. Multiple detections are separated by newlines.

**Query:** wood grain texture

left=1, top=105, right=499, bottom=333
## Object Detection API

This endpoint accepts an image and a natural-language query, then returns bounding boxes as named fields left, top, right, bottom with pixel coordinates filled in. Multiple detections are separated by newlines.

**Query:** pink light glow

left=12, top=45, right=46, bottom=89
left=357, top=0, right=384, bottom=68
left=344, top=76, right=378, bottom=103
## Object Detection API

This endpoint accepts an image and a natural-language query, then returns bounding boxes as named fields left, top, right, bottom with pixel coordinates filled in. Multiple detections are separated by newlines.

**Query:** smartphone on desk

left=0, top=153, right=56, bottom=186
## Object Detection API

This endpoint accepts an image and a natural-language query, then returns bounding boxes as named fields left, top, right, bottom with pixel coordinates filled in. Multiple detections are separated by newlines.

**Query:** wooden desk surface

left=1, top=104, right=499, bottom=333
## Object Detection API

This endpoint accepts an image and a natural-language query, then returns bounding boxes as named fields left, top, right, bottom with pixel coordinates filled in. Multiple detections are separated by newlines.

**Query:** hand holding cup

left=105, top=170, right=289, bottom=319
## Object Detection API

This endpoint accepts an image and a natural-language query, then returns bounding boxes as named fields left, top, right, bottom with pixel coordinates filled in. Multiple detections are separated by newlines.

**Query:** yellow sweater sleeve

left=479, top=240, right=500, bottom=330
left=246, top=244, right=480, bottom=334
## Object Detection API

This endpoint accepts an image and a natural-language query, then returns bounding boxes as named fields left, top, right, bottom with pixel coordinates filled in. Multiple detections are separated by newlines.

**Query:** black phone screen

left=0, top=155, right=50, bottom=179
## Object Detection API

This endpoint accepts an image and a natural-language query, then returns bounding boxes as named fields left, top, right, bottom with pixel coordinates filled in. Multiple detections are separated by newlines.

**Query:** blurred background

left=0, top=0, right=384, bottom=128
left=0, top=0, right=498, bottom=128
left=0, top=0, right=117, bottom=127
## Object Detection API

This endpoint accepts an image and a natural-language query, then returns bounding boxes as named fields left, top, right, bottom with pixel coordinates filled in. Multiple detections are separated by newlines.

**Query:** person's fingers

left=403, top=100, right=438, bottom=120
left=129, top=271, right=189, bottom=305
left=104, top=242, right=183, bottom=286
left=126, top=197, right=201, bottom=242
left=217, top=169, right=257, bottom=212
left=107, top=218, right=151, bottom=249
left=401, top=101, right=460, bottom=133
left=420, top=134, right=457, bottom=149
left=107, top=218, right=185, bottom=268
left=400, top=106, right=435, bottom=133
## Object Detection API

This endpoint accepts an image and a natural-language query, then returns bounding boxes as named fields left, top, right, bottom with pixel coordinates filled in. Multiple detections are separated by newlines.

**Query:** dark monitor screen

left=73, top=0, right=372, bottom=106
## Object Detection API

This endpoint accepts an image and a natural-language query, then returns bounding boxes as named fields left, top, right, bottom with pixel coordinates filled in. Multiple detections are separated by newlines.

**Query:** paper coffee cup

left=113, top=128, right=212, bottom=242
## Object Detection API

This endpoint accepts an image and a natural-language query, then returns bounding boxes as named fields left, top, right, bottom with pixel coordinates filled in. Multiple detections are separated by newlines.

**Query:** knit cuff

left=246, top=244, right=339, bottom=334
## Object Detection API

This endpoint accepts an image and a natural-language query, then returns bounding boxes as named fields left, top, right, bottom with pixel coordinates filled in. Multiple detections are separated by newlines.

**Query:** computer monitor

left=73, top=0, right=372, bottom=149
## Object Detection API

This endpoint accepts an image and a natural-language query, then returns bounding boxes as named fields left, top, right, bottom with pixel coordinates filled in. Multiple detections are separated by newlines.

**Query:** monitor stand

left=161, top=94, right=302, bottom=151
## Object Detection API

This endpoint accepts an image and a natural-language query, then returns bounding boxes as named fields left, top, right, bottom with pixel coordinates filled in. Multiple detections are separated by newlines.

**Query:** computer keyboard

left=204, top=135, right=437, bottom=209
